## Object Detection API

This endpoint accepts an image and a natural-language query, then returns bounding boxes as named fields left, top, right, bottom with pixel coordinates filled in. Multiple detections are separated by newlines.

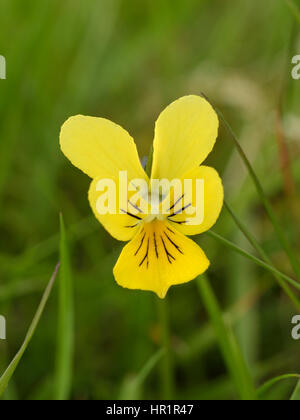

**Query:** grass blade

left=197, top=275, right=257, bottom=400
left=54, top=214, right=74, bottom=400
left=285, top=0, right=300, bottom=24
left=0, top=263, right=60, bottom=397
left=206, top=230, right=300, bottom=293
left=257, top=374, right=300, bottom=399
left=119, top=349, right=165, bottom=400
left=207, top=99, right=300, bottom=281
left=291, top=380, right=300, bottom=400
left=224, top=201, right=300, bottom=311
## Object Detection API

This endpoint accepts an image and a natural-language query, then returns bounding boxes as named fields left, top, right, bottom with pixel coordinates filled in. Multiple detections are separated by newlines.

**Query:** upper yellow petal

left=113, top=220, right=210, bottom=298
left=60, top=115, right=147, bottom=181
left=151, top=95, right=219, bottom=180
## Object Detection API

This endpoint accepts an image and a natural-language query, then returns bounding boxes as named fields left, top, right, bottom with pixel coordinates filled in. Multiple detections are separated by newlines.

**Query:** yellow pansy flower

left=60, top=95, right=224, bottom=298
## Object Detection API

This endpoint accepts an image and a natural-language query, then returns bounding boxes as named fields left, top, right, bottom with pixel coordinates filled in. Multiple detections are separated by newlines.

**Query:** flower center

left=143, top=213, right=165, bottom=224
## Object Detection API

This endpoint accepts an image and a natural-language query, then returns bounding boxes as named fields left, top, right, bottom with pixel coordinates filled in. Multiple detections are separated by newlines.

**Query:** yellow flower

left=60, top=95, right=224, bottom=298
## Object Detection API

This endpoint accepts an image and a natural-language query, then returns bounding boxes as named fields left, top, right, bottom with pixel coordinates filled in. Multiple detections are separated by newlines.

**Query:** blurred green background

left=0, top=0, right=299, bottom=400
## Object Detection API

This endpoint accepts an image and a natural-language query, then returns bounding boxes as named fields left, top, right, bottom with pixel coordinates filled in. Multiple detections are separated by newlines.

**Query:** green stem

left=55, top=214, right=74, bottom=400
left=206, top=230, right=300, bottom=294
left=145, top=145, right=154, bottom=178
left=224, top=201, right=300, bottom=311
left=197, top=276, right=257, bottom=400
left=157, top=298, right=174, bottom=399
left=211, top=102, right=300, bottom=281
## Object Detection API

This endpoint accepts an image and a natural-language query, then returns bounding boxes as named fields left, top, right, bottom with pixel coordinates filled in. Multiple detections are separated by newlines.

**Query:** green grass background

left=0, top=0, right=299, bottom=400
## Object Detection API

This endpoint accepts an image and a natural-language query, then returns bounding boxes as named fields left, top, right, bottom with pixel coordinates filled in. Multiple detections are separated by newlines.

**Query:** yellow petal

left=88, top=177, right=149, bottom=242
left=113, top=220, right=210, bottom=298
left=166, top=165, right=224, bottom=236
left=60, top=115, right=147, bottom=181
left=151, top=95, right=219, bottom=180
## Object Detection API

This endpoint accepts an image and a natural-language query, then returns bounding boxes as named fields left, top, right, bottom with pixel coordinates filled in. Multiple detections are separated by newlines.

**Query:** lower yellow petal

left=113, top=220, right=210, bottom=298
